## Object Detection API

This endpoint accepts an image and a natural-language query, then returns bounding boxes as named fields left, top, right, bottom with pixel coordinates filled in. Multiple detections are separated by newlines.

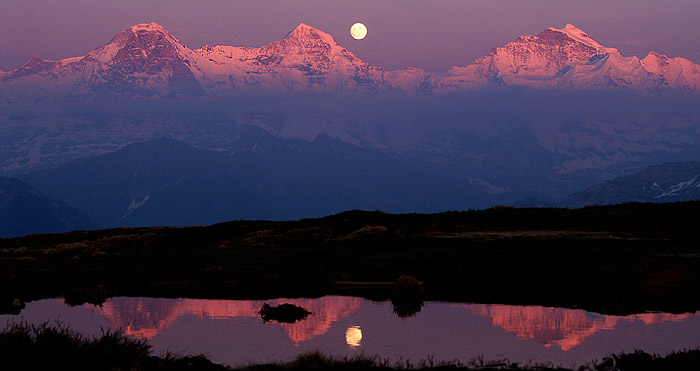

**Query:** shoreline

left=1, top=321, right=699, bottom=370
left=2, top=202, right=700, bottom=315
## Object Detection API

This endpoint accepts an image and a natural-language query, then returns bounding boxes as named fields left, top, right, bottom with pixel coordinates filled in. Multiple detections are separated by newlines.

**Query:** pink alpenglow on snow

left=1, top=23, right=699, bottom=96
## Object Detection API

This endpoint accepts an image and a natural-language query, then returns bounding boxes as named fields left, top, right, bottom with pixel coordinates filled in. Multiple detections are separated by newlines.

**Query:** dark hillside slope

left=563, top=161, right=700, bottom=207
left=22, top=130, right=492, bottom=227
left=0, top=177, right=92, bottom=237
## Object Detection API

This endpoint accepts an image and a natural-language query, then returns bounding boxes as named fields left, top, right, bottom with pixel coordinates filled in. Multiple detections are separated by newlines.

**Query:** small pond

left=3, top=296, right=700, bottom=368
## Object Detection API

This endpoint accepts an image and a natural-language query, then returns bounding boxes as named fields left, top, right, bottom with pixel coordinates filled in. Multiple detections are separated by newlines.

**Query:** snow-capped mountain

left=438, top=24, right=607, bottom=89
left=2, top=23, right=205, bottom=95
left=1, top=22, right=699, bottom=95
left=437, top=24, right=695, bottom=91
left=194, top=23, right=390, bottom=92
left=0, top=22, right=393, bottom=95
left=641, top=51, right=700, bottom=92
left=86, top=23, right=206, bottom=95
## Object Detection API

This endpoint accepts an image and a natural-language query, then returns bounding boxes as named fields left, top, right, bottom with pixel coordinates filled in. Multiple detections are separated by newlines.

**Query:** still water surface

left=3, top=296, right=700, bottom=367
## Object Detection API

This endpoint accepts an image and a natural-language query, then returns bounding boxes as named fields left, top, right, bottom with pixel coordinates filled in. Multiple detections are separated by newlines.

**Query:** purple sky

left=2, top=0, right=699, bottom=72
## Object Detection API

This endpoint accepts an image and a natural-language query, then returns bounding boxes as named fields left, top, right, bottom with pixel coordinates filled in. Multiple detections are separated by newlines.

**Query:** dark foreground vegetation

left=2, top=322, right=699, bottom=371
left=259, top=303, right=312, bottom=323
left=2, top=202, right=700, bottom=314
left=0, top=322, right=226, bottom=371
left=243, top=350, right=700, bottom=371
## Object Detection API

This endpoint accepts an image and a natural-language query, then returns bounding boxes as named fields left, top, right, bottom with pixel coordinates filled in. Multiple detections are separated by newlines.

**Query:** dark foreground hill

left=0, top=176, right=92, bottom=238
left=2, top=202, right=700, bottom=315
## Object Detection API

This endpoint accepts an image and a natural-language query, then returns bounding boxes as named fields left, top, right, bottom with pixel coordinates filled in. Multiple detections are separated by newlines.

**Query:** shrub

left=259, top=303, right=312, bottom=324
left=391, top=275, right=424, bottom=318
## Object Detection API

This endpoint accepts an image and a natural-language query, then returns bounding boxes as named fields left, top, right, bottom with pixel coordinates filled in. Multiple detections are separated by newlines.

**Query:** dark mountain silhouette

left=0, top=177, right=93, bottom=237
left=22, top=129, right=492, bottom=227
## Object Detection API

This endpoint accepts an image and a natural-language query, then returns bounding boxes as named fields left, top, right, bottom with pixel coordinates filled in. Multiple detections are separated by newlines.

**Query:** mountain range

left=2, top=23, right=700, bottom=235
left=5, top=148, right=699, bottom=237
left=1, top=23, right=699, bottom=95
left=19, top=133, right=492, bottom=228
left=93, top=296, right=363, bottom=342
left=90, top=297, right=693, bottom=351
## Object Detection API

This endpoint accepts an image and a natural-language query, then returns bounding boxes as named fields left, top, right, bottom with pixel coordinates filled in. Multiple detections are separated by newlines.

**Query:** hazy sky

left=2, top=0, right=699, bottom=72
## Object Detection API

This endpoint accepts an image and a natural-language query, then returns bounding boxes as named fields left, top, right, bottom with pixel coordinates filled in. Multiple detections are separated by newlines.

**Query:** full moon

left=350, top=23, right=367, bottom=40
left=345, top=326, right=362, bottom=348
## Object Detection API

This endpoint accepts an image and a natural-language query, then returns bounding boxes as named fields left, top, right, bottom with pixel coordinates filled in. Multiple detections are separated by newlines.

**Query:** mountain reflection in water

left=93, top=297, right=363, bottom=342
left=3, top=296, right=699, bottom=367
left=463, top=304, right=692, bottom=351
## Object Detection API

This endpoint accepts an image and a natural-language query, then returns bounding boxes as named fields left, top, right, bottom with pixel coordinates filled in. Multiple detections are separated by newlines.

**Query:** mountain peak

left=294, top=23, right=313, bottom=31
left=22, top=56, right=47, bottom=68
left=129, top=22, right=169, bottom=33
left=546, top=24, right=618, bottom=54
left=104, top=22, right=181, bottom=49
left=19, top=56, right=61, bottom=71
left=641, top=51, right=675, bottom=78
left=562, top=24, right=585, bottom=33
left=644, top=51, right=668, bottom=60
left=548, top=24, right=590, bottom=39
left=284, top=23, right=337, bottom=45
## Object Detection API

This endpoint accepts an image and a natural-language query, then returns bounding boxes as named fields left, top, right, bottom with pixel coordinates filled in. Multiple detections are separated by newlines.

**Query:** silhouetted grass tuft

left=614, top=348, right=700, bottom=371
left=237, top=351, right=586, bottom=371
left=0, top=321, right=228, bottom=370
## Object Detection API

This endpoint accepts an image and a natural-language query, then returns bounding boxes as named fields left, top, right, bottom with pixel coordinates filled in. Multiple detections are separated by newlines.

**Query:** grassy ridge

left=2, top=202, right=700, bottom=314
